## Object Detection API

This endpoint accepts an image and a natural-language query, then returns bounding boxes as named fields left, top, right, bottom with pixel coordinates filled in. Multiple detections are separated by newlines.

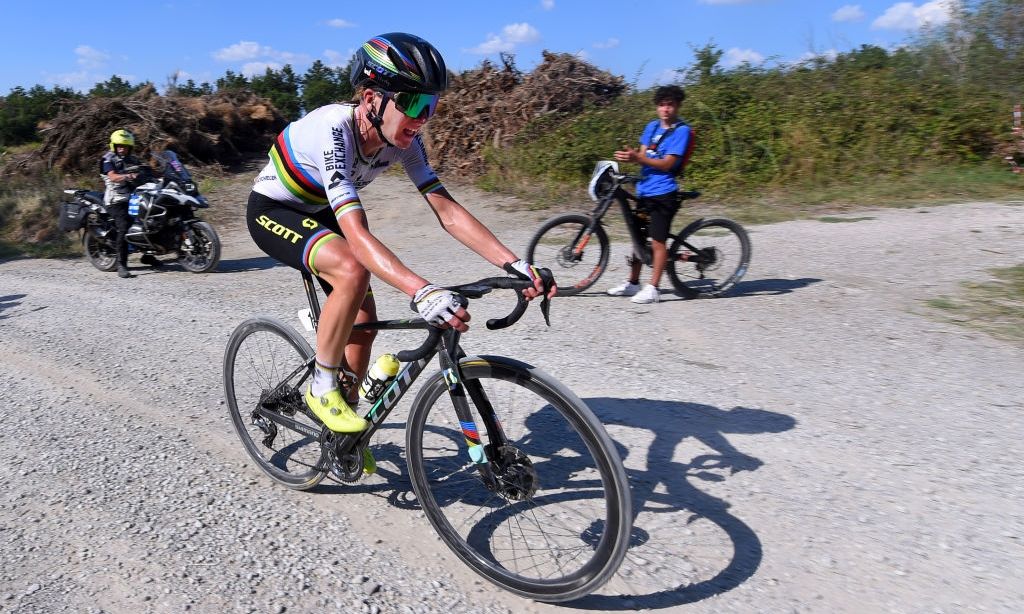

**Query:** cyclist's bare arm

left=424, top=189, right=551, bottom=300
left=424, top=189, right=518, bottom=267
left=336, top=211, right=430, bottom=298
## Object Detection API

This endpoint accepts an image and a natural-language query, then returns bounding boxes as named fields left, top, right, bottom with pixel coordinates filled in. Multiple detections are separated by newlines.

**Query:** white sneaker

left=607, top=281, right=641, bottom=297
left=630, top=284, right=660, bottom=304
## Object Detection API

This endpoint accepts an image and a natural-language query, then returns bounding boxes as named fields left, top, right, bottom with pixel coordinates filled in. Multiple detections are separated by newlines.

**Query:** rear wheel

left=406, top=356, right=631, bottom=602
left=223, top=317, right=326, bottom=490
left=82, top=229, right=117, bottom=272
left=668, top=218, right=751, bottom=298
left=180, top=221, right=221, bottom=273
left=525, top=214, right=608, bottom=296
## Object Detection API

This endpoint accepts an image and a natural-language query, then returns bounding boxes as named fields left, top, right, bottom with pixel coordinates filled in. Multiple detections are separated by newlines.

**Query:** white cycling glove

left=413, top=284, right=464, bottom=327
left=507, top=259, right=541, bottom=283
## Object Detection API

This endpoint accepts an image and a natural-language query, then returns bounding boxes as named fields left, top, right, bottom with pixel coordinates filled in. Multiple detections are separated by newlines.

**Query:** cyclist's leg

left=246, top=192, right=367, bottom=432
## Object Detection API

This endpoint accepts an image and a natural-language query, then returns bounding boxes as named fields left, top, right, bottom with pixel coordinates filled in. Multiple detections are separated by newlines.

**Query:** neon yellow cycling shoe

left=304, top=387, right=368, bottom=433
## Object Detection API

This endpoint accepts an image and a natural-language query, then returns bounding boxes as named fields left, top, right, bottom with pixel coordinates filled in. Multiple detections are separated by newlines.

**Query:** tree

left=89, top=75, right=142, bottom=97
left=301, top=60, right=354, bottom=113
left=216, top=70, right=250, bottom=92
left=0, top=84, right=82, bottom=146
left=251, top=65, right=301, bottom=121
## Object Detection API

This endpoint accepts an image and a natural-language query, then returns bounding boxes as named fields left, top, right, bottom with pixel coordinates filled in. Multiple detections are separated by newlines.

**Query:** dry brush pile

left=6, top=85, right=286, bottom=178
left=424, top=51, right=626, bottom=177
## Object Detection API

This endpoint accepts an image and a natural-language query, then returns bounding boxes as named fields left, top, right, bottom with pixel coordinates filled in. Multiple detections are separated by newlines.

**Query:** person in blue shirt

left=608, top=85, right=694, bottom=304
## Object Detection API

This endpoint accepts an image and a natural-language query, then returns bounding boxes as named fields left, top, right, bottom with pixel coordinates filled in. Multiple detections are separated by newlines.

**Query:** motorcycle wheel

left=179, top=221, right=221, bottom=273
left=82, top=230, right=117, bottom=272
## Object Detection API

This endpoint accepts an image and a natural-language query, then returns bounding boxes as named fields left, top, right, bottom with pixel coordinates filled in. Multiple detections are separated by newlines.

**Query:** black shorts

left=638, top=191, right=680, bottom=242
left=246, top=191, right=344, bottom=277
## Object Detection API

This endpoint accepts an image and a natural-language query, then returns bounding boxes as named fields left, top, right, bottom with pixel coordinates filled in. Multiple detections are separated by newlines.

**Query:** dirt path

left=1, top=174, right=1022, bottom=613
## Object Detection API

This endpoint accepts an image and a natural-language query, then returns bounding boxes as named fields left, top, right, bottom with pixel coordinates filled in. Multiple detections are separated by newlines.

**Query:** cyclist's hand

left=412, top=283, right=470, bottom=331
left=614, top=147, right=639, bottom=164
left=506, top=259, right=557, bottom=300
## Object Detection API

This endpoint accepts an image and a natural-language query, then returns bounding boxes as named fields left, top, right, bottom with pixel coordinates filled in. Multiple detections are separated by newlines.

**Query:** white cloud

left=323, top=49, right=354, bottom=68
left=242, top=62, right=282, bottom=77
left=213, top=41, right=311, bottom=67
left=593, top=37, right=620, bottom=50
left=75, top=45, right=109, bottom=69
left=541, top=0, right=555, bottom=9
left=326, top=18, right=356, bottom=28
left=722, top=47, right=764, bottom=67
left=467, top=23, right=541, bottom=54
left=832, top=4, right=865, bottom=22
left=214, top=41, right=266, bottom=62
left=652, top=68, right=684, bottom=85
left=872, top=0, right=954, bottom=30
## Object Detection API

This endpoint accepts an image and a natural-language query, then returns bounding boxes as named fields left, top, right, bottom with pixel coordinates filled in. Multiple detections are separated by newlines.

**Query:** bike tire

left=82, top=230, right=117, bottom=272
left=525, top=213, right=609, bottom=296
left=180, top=221, right=221, bottom=273
left=406, top=355, right=631, bottom=602
left=668, top=217, right=751, bottom=298
left=223, top=317, right=327, bottom=490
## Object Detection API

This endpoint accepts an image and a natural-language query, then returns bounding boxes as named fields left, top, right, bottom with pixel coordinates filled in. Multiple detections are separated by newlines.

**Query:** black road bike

left=222, top=271, right=632, bottom=602
left=526, top=161, right=751, bottom=298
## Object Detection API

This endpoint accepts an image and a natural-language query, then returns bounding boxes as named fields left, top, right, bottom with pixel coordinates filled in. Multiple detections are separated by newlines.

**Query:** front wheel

left=525, top=213, right=608, bottom=296
left=668, top=218, right=751, bottom=298
left=82, top=228, right=117, bottom=272
left=223, top=317, right=326, bottom=490
left=406, top=355, right=631, bottom=602
left=179, top=221, right=221, bottom=273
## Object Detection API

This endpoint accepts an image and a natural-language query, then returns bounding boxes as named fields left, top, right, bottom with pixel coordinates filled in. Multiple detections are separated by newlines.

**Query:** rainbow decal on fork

left=460, top=420, right=487, bottom=464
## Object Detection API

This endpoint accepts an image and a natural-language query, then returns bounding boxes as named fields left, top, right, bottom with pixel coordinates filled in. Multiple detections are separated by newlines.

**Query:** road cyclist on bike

left=245, top=33, right=555, bottom=454
left=609, top=84, right=695, bottom=304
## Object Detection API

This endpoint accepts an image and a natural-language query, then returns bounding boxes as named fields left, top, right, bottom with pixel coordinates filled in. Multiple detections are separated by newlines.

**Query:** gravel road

left=1, top=174, right=1022, bottom=614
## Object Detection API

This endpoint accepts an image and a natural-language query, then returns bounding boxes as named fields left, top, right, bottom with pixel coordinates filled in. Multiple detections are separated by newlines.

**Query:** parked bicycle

left=526, top=161, right=751, bottom=297
left=222, top=271, right=632, bottom=602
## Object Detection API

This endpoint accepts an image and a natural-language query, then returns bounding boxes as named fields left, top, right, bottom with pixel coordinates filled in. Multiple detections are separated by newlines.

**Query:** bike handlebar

left=395, top=275, right=551, bottom=362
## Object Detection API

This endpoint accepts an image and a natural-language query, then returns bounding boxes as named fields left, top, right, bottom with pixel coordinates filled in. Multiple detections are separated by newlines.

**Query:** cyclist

left=608, top=85, right=694, bottom=304
left=246, top=32, right=554, bottom=438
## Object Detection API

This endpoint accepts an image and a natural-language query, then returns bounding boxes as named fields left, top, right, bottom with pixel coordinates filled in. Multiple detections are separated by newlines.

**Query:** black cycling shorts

left=246, top=191, right=344, bottom=277
left=638, top=191, right=680, bottom=242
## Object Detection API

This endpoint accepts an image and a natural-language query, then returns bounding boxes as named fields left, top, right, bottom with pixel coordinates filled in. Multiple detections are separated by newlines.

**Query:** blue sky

left=0, top=0, right=958, bottom=94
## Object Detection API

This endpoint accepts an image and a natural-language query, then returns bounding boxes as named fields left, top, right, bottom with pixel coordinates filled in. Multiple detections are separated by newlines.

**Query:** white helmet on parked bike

left=588, top=160, right=619, bottom=202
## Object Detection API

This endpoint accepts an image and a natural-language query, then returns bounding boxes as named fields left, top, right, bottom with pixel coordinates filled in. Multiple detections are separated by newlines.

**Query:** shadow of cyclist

left=568, top=398, right=796, bottom=609
left=556, top=277, right=821, bottom=300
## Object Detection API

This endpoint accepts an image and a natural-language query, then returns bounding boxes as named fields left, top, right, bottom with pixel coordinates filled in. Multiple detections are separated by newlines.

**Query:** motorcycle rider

left=246, top=33, right=555, bottom=448
left=100, top=129, right=160, bottom=277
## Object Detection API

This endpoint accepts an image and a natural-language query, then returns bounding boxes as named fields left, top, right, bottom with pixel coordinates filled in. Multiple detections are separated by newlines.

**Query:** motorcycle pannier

left=57, top=201, right=89, bottom=232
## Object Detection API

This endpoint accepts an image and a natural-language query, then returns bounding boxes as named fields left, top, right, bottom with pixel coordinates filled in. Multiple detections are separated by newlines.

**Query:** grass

left=924, top=264, right=1024, bottom=346
left=494, top=162, right=1024, bottom=227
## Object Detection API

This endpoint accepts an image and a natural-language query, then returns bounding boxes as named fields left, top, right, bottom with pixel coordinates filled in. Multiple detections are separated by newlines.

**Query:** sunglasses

left=388, top=91, right=440, bottom=120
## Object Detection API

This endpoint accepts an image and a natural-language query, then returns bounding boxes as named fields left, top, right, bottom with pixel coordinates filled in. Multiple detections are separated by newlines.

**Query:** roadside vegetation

left=925, top=264, right=1024, bottom=346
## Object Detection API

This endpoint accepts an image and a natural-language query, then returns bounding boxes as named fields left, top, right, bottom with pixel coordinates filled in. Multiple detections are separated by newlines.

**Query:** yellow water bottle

left=359, top=353, right=400, bottom=402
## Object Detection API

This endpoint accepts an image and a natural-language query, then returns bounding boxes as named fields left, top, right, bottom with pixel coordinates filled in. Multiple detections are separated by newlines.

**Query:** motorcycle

left=58, top=150, right=221, bottom=273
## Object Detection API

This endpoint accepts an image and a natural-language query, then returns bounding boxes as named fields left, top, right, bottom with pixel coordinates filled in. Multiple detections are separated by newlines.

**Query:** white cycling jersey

left=252, top=103, right=444, bottom=218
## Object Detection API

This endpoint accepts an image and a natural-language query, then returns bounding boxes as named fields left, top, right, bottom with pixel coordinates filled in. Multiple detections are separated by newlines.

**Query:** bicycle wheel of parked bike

left=223, top=317, right=327, bottom=490
left=406, top=355, right=631, bottom=602
left=525, top=214, right=609, bottom=296
left=668, top=217, right=751, bottom=299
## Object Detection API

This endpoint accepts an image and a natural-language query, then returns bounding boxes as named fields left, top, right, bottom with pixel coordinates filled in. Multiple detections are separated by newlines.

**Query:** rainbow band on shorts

left=302, top=229, right=337, bottom=276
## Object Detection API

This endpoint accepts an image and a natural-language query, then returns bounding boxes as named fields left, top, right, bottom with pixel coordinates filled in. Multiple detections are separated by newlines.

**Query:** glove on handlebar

left=506, top=259, right=542, bottom=283
left=412, top=283, right=465, bottom=327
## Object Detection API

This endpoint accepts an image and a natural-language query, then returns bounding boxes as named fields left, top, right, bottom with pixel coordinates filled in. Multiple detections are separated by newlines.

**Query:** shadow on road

left=571, top=398, right=797, bottom=609
left=312, top=396, right=794, bottom=609
left=0, top=293, right=26, bottom=320
left=555, top=276, right=822, bottom=301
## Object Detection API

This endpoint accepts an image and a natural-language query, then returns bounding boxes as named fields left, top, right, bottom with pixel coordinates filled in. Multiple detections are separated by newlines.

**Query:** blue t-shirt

left=637, top=119, right=693, bottom=198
